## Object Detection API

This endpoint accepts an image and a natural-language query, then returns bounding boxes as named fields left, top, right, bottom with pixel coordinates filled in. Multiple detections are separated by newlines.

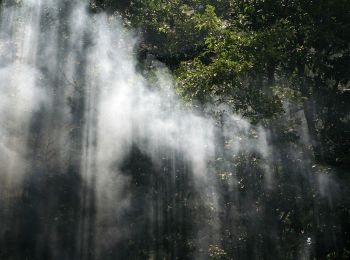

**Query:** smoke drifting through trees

left=0, top=0, right=349, bottom=259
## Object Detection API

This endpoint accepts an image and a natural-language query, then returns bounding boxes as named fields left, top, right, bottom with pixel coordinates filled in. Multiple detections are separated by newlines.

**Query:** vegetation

left=0, top=0, right=348, bottom=259
left=89, top=0, right=350, bottom=259
left=91, top=0, right=349, bottom=166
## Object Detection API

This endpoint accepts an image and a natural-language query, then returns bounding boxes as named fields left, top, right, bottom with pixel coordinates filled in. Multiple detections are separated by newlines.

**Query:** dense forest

left=0, top=0, right=349, bottom=259
left=92, top=0, right=350, bottom=257
left=93, top=0, right=350, bottom=166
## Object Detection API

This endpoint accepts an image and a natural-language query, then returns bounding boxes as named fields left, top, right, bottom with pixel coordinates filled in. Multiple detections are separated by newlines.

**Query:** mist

left=0, top=0, right=348, bottom=259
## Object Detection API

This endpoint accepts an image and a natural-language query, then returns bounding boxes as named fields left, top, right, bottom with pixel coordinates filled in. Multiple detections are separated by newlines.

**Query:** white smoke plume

left=2, top=1, right=335, bottom=259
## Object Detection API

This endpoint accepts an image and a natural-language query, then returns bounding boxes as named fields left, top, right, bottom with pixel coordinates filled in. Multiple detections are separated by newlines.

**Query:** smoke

left=81, top=10, right=220, bottom=253
left=0, top=1, right=276, bottom=256
left=0, top=0, right=48, bottom=195
left=0, top=1, right=344, bottom=259
left=1, top=0, right=221, bottom=256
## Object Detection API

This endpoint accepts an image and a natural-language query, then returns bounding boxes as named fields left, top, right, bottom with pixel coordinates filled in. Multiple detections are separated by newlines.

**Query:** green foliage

left=208, top=244, right=227, bottom=260
left=126, top=0, right=208, bottom=68
left=122, top=0, right=349, bottom=166
left=175, top=3, right=288, bottom=119
left=90, top=0, right=349, bottom=258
